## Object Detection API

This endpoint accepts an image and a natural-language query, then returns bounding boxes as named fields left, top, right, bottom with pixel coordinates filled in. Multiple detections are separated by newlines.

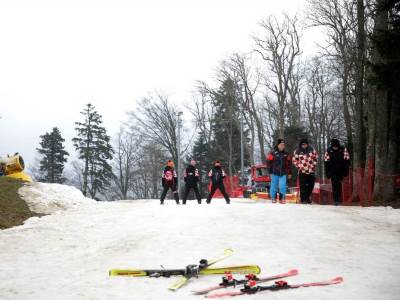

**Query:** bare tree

left=222, top=53, right=267, bottom=164
left=303, top=56, right=345, bottom=177
left=127, top=92, right=180, bottom=164
left=307, top=0, right=358, bottom=153
left=112, top=127, right=143, bottom=200
left=254, top=14, right=302, bottom=137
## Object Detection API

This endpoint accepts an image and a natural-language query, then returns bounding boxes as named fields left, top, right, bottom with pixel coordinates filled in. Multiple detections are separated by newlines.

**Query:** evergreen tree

left=36, top=127, right=69, bottom=183
left=210, top=77, right=250, bottom=176
left=191, top=133, right=212, bottom=195
left=72, top=103, right=114, bottom=199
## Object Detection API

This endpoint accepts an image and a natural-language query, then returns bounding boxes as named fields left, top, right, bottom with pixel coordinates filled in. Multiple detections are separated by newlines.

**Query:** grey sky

left=0, top=0, right=322, bottom=168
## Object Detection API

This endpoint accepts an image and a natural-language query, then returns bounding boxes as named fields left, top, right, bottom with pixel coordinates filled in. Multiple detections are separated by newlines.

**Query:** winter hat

left=299, top=138, right=309, bottom=147
left=330, top=138, right=340, bottom=148
left=276, top=138, right=285, bottom=146
left=167, top=160, right=175, bottom=168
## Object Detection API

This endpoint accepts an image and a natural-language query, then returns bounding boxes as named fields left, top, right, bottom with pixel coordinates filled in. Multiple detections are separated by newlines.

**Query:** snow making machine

left=0, top=153, right=32, bottom=182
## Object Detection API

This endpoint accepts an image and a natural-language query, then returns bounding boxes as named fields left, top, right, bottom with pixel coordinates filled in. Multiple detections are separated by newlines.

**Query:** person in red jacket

left=293, top=139, right=318, bottom=204
left=266, top=139, right=292, bottom=203
left=160, top=160, right=180, bottom=205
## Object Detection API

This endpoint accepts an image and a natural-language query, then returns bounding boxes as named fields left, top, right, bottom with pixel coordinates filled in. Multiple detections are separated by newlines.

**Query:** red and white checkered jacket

left=293, top=147, right=318, bottom=175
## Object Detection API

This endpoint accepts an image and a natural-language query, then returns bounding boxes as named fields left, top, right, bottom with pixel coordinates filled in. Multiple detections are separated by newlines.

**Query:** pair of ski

left=194, top=269, right=343, bottom=298
left=109, top=249, right=261, bottom=291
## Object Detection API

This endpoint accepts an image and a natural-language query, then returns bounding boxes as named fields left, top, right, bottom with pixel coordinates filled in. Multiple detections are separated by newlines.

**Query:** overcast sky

left=0, top=0, right=322, bottom=168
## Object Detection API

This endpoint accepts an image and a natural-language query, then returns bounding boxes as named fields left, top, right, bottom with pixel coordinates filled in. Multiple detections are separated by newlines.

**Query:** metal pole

left=177, top=112, right=183, bottom=195
left=239, top=83, right=245, bottom=187
left=240, top=115, right=244, bottom=186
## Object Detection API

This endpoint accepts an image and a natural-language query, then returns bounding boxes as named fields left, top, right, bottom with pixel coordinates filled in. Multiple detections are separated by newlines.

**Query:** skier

left=266, top=139, right=292, bottom=203
left=293, top=138, right=318, bottom=204
left=182, top=159, right=202, bottom=204
left=206, top=160, right=230, bottom=204
left=324, top=138, right=350, bottom=205
left=160, top=160, right=180, bottom=205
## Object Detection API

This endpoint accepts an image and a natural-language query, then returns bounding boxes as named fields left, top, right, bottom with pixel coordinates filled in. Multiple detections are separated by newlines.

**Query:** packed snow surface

left=0, top=183, right=399, bottom=300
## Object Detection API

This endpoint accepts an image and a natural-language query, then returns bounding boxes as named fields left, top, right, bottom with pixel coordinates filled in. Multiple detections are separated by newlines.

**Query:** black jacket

left=266, top=149, right=292, bottom=176
left=162, top=166, right=178, bottom=188
left=184, top=165, right=199, bottom=187
left=324, top=146, right=350, bottom=179
left=208, top=166, right=226, bottom=185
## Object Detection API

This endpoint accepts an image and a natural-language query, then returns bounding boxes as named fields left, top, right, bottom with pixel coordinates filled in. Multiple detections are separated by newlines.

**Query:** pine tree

left=210, top=77, right=250, bottom=177
left=72, top=103, right=114, bottom=199
left=191, top=133, right=212, bottom=195
left=36, top=127, right=69, bottom=183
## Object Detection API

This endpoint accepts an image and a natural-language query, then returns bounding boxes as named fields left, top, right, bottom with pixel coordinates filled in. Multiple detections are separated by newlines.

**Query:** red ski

left=192, top=269, right=298, bottom=295
left=205, top=276, right=343, bottom=298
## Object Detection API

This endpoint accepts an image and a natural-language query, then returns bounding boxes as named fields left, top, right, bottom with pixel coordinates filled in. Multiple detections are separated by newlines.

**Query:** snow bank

left=0, top=197, right=399, bottom=300
left=18, top=182, right=94, bottom=214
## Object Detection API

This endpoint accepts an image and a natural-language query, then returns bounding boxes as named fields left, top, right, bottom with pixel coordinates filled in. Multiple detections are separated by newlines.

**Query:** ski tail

left=205, top=291, right=244, bottom=298
left=168, top=276, right=189, bottom=291
left=292, top=276, right=343, bottom=288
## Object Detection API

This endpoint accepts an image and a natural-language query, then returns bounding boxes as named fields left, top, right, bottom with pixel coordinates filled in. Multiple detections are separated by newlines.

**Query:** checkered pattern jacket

left=293, top=146, right=318, bottom=175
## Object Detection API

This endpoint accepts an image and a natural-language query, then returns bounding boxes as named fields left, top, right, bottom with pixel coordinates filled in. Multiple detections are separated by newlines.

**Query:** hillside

left=0, top=183, right=399, bottom=300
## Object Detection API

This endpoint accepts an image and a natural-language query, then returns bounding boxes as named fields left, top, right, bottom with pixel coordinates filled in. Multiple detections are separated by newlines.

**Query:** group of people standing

left=160, top=137, right=350, bottom=206
left=266, top=138, right=350, bottom=205
left=160, top=159, right=230, bottom=205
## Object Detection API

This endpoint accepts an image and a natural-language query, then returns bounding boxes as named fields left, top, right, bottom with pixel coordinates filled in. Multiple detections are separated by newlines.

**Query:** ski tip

left=288, top=269, right=299, bottom=276
left=224, top=248, right=234, bottom=256
left=333, top=276, right=344, bottom=283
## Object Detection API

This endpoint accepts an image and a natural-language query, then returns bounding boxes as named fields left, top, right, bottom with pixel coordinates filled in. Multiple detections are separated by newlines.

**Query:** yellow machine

left=0, top=153, right=32, bottom=182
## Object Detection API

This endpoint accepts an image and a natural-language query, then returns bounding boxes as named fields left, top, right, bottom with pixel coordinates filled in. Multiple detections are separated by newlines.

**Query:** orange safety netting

left=310, top=166, right=399, bottom=206
left=207, top=175, right=244, bottom=198
left=208, top=167, right=399, bottom=206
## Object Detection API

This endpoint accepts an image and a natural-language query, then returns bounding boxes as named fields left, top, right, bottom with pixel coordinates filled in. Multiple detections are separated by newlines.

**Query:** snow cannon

left=0, top=153, right=32, bottom=182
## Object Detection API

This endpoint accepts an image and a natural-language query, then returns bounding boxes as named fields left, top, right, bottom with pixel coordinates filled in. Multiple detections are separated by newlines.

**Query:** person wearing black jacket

left=206, top=161, right=230, bottom=204
left=324, top=139, right=350, bottom=205
left=160, top=160, right=180, bottom=205
left=182, top=159, right=202, bottom=204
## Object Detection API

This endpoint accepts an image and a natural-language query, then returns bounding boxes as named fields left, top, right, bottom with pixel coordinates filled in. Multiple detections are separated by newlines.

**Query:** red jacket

left=293, top=146, right=318, bottom=175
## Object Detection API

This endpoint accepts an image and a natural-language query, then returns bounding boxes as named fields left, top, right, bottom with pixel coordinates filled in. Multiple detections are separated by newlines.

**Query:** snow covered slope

left=18, top=182, right=93, bottom=214
left=0, top=183, right=400, bottom=300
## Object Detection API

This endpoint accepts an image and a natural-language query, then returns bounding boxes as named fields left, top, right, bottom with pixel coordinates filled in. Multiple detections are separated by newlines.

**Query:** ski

left=108, top=265, right=260, bottom=277
left=205, top=276, right=343, bottom=298
left=109, top=248, right=234, bottom=277
left=168, top=265, right=261, bottom=291
left=192, top=269, right=298, bottom=295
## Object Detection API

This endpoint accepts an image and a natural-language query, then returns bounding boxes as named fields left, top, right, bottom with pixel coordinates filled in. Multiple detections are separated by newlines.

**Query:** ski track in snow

left=0, top=183, right=399, bottom=300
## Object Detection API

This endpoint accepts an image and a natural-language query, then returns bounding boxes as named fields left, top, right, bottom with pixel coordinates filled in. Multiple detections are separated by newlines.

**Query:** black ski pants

left=299, top=173, right=315, bottom=204
left=206, top=183, right=230, bottom=204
